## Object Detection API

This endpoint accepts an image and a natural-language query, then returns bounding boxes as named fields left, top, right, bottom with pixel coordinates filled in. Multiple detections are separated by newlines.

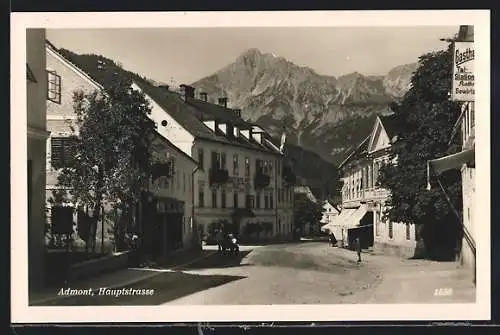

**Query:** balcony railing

left=343, top=187, right=390, bottom=203
left=209, top=168, right=229, bottom=186
left=254, top=171, right=271, bottom=189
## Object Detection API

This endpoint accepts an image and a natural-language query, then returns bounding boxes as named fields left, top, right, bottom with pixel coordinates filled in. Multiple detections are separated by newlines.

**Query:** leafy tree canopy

left=378, top=43, right=463, bottom=226
left=54, top=81, right=156, bottom=215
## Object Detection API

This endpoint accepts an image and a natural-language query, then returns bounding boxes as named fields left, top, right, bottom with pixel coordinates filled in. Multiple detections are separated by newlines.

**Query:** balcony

left=151, top=161, right=174, bottom=182
left=282, top=165, right=297, bottom=185
left=209, top=168, right=229, bottom=186
left=342, top=187, right=390, bottom=206
left=254, top=171, right=271, bottom=190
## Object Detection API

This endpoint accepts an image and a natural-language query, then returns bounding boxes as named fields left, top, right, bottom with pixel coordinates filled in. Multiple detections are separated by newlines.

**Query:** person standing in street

left=354, top=236, right=362, bottom=263
left=216, top=229, right=224, bottom=253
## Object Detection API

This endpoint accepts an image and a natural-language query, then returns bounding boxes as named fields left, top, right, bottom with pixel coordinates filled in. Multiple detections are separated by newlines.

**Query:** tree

left=293, top=194, right=324, bottom=236
left=378, top=43, right=463, bottom=260
left=53, top=80, right=155, bottom=253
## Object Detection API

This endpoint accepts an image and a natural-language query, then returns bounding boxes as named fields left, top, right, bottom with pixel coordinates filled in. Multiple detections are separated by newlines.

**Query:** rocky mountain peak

left=192, top=51, right=418, bottom=164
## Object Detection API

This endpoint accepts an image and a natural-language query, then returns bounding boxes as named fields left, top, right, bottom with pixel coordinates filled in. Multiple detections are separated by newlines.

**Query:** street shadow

left=38, top=271, right=246, bottom=306
left=177, top=250, right=253, bottom=270
left=44, top=251, right=111, bottom=287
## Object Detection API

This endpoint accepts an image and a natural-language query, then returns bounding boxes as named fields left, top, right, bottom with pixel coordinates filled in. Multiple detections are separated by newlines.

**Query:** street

left=40, top=242, right=476, bottom=306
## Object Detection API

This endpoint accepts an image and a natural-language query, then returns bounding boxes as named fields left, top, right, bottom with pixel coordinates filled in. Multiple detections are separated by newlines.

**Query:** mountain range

left=191, top=48, right=418, bottom=165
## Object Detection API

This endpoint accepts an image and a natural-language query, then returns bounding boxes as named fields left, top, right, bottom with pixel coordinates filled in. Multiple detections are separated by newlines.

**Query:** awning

left=341, top=204, right=368, bottom=229
left=427, top=148, right=475, bottom=190
left=320, top=208, right=356, bottom=232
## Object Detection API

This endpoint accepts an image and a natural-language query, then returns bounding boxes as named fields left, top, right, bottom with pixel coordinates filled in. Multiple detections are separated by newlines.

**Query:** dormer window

left=218, top=122, right=227, bottom=135
left=203, top=120, right=216, bottom=131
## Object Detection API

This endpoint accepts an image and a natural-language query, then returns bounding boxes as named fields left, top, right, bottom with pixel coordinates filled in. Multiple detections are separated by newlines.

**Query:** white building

left=130, top=82, right=296, bottom=242
left=326, top=114, right=418, bottom=255
left=320, top=200, right=340, bottom=240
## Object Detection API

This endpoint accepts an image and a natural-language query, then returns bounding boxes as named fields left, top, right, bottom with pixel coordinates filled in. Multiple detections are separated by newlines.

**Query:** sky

left=47, top=26, right=459, bottom=85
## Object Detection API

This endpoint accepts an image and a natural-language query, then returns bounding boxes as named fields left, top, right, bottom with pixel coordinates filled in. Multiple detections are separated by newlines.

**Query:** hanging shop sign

left=452, top=42, right=475, bottom=102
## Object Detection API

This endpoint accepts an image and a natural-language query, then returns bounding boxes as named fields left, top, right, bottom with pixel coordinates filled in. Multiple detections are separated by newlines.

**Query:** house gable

left=46, top=46, right=102, bottom=124
left=368, top=116, right=391, bottom=153
left=132, top=82, right=195, bottom=157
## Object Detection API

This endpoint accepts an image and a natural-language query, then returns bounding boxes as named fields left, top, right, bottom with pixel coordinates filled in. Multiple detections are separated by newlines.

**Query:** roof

left=186, top=99, right=251, bottom=127
left=338, top=135, right=370, bottom=169
left=339, top=113, right=400, bottom=169
left=48, top=41, right=281, bottom=157
left=134, top=81, right=281, bottom=156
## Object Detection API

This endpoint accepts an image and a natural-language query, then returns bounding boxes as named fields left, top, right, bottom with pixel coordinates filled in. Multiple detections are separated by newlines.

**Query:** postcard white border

left=11, top=10, right=491, bottom=323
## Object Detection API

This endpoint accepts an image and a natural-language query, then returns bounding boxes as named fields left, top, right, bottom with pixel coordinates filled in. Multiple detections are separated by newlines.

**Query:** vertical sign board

left=452, top=42, right=475, bottom=101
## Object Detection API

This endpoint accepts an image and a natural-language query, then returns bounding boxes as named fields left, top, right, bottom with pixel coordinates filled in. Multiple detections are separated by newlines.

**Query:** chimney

left=218, top=97, right=228, bottom=108
left=180, top=84, right=195, bottom=100
left=200, top=92, right=208, bottom=102
left=234, top=108, right=242, bottom=118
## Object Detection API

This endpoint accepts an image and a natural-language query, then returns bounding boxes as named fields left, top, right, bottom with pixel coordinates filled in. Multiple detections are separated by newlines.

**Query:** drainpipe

left=191, top=165, right=200, bottom=250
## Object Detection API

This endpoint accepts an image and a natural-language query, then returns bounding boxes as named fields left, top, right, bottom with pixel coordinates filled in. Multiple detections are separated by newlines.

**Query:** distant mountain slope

left=192, top=48, right=417, bottom=164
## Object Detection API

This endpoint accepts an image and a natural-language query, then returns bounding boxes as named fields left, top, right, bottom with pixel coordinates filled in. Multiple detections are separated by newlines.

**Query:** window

left=388, top=221, right=393, bottom=239
left=233, top=192, right=239, bottom=208
left=245, top=157, right=250, bottom=177
left=198, top=190, right=204, bottom=208
left=264, top=194, right=269, bottom=209
left=255, top=192, right=261, bottom=209
left=270, top=193, right=274, bottom=209
left=245, top=194, right=254, bottom=209
left=198, top=149, right=204, bottom=169
left=211, top=151, right=220, bottom=169
left=221, top=190, right=226, bottom=208
left=183, top=173, right=186, bottom=192
left=50, top=137, right=76, bottom=168
left=221, top=152, right=227, bottom=169
left=269, top=162, right=273, bottom=177
left=406, top=223, right=411, bottom=240
left=211, top=189, right=217, bottom=208
left=233, top=154, right=239, bottom=176
left=47, top=70, right=61, bottom=104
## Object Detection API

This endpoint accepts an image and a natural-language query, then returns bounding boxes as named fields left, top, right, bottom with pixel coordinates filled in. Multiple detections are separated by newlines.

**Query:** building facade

left=320, top=200, right=340, bottom=240
left=27, top=29, right=49, bottom=292
left=336, top=115, right=417, bottom=256
left=131, top=81, right=296, bottom=242
left=44, top=41, right=199, bottom=256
